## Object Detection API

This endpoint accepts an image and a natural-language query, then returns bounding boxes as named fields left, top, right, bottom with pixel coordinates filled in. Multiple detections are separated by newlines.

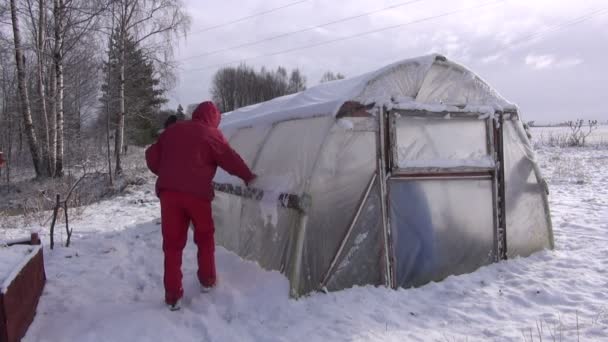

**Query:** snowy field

left=530, top=125, right=608, bottom=148
left=0, top=131, right=607, bottom=341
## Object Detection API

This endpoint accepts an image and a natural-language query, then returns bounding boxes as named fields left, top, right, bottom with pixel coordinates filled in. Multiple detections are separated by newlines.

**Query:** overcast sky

left=168, top=0, right=608, bottom=123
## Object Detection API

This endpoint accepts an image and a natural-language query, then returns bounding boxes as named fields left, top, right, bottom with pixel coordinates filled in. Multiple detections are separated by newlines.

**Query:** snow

left=0, top=244, right=40, bottom=293
left=0, top=143, right=607, bottom=341
left=252, top=175, right=295, bottom=228
left=391, top=101, right=467, bottom=113
left=219, top=54, right=514, bottom=131
left=336, top=118, right=355, bottom=131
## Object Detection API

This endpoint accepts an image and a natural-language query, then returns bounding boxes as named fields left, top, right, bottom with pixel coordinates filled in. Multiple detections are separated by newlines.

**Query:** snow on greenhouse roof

left=219, top=54, right=516, bottom=130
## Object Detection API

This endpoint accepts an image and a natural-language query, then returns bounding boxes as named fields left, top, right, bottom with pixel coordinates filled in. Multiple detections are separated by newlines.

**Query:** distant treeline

left=210, top=65, right=345, bottom=113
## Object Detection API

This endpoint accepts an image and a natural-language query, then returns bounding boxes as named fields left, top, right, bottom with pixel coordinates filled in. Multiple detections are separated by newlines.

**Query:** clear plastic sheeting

left=416, top=60, right=513, bottom=111
left=212, top=193, right=243, bottom=252
left=325, top=178, right=384, bottom=291
left=237, top=199, right=298, bottom=271
left=299, top=127, right=376, bottom=293
left=394, top=117, right=489, bottom=168
left=388, top=179, right=495, bottom=288
left=353, top=59, right=434, bottom=106
left=252, top=117, right=332, bottom=195
left=503, top=120, right=552, bottom=257
left=218, top=54, right=516, bottom=131
left=216, top=125, right=271, bottom=186
left=208, top=54, right=552, bottom=297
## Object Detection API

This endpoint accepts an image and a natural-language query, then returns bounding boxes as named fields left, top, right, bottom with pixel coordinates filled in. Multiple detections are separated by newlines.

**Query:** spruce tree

left=100, top=32, right=167, bottom=146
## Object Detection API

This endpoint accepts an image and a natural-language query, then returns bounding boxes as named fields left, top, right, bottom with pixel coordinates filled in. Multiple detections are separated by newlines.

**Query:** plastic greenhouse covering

left=211, top=54, right=554, bottom=297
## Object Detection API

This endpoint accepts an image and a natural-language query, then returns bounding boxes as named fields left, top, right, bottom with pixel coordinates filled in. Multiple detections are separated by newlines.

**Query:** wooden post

left=64, top=201, right=72, bottom=247
left=49, top=194, right=60, bottom=250
left=31, top=232, right=40, bottom=245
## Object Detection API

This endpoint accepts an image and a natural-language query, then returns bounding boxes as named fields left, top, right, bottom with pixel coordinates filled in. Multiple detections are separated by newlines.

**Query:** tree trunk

left=75, top=70, right=82, bottom=138
left=49, top=62, right=57, bottom=175
left=114, top=33, right=126, bottom=175
left=53, top=0, right=65, bottom=177
left=7, top=109, right=13, bottom=185
left=10, top=0, right=45, bottom=178
left=18, top=121, right=23, bottom=154
left=0, top=86, right=7, bottom=183
left=106, top=95, right=113, bottom=186
left=37, top=0, right=52, bottom=177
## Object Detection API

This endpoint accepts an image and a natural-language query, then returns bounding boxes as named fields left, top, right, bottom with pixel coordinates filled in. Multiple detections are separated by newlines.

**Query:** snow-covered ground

left=0, top=141, right=607, bottom=341
left=531, top=124, right=608, bottom=148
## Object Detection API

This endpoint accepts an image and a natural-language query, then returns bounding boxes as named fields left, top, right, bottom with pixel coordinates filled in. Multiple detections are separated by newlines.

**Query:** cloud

left=525, top=54, right=583, bottom=70
left=481, top=53, right=504, bottom=64
left=555, top=57, right=584, bottom=68
left=525, top=54, right=555, bottom=69
left=169, top=0, right=607, bottom=121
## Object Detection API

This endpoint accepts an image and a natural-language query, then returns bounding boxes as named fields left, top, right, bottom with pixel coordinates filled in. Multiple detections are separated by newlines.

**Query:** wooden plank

left=0, top=248, right=45, bottom=342
left=392, top=108, right=519, bottom=119
left=335, top=101, right=374, bottom=118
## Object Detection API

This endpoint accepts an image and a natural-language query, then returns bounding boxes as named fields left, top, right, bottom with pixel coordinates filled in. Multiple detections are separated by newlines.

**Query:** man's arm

left=209, top=130, right=255, bottom=185
left=145, top=142, right=161, bottom=175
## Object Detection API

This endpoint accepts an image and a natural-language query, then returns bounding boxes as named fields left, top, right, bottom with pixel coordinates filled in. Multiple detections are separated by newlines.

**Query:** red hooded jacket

left=145, top=101, right=254, bottom=200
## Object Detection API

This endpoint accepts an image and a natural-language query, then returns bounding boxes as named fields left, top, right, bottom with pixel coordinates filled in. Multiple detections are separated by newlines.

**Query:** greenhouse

left=211, top=54, right=554, bottom=297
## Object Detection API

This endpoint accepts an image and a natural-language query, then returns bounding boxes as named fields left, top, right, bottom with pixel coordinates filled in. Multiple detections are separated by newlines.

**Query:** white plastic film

left=416, top=61, right=511, bottom=110
left=353, top=59, right=434, bottom=105
left=215, top=125, right=271, bottom=186
left=252, top=117, right=332, bottom=195
left=299, top=126, right=376, bottom=293
left=389, top=179, right=495, bottom=288
left=326, top=178, right=383, bottom=291
left=503, top=120, right=552, bottom=257
left=237, top=200, right=299, bottom=271
left=212, top=193, right=243, bottom=252
left=394, top=117, right=489, bottom=168
left=231, top=117, right=332, bottom=274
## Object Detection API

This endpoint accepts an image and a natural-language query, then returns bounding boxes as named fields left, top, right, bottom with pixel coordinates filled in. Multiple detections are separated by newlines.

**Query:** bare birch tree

left=51, top=0, right=107, bottom=177
left=10, top=0, right=46, bottom=178
left=211, top=64, right=307, bottom=113
left=319, top=71, right=345, bottom=83
left=24, top=0, right=53, bottom=176
left=108, top=0, right=189, bottom=175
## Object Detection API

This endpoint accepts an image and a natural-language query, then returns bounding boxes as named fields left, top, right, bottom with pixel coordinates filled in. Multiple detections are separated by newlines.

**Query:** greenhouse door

left=380, top=109, right=506, bottom=289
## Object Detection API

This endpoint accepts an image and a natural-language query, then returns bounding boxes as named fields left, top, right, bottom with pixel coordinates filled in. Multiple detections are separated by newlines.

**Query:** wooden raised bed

left=0, top=233, right=46, bottom=342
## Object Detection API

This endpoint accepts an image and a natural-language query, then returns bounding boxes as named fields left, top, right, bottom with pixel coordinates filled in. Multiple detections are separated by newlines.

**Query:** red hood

left=192, top=101, right=221, bottom=127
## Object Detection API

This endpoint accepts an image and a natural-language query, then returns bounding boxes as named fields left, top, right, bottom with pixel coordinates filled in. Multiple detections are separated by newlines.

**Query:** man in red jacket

left=145, top=101, right=255, bottom=310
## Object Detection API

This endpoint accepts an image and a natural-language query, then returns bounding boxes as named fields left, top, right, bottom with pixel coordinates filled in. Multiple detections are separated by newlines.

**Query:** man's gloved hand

left=246, top=174, right=258, bottom=188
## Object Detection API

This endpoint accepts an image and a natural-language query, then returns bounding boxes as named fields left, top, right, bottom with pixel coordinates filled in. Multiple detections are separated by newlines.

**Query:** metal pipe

left=390, top=174, right=491, bottom=181
left=289, top=214, right=309, bottom=298
left=497, top=114, right=508, bottom=260
left=377, top=107, right=394, bottom=288
left=488, top=117, right=500, bottom=262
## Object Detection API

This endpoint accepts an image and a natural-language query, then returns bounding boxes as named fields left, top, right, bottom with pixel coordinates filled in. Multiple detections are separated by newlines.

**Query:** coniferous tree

left=100, top=33, right=167, bottom=147
left=176, top=104, right=186, bottom=120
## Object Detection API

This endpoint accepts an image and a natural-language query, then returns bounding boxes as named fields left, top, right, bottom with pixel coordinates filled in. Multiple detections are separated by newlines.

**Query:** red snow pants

left=160, top=190, right=216, bottom=304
